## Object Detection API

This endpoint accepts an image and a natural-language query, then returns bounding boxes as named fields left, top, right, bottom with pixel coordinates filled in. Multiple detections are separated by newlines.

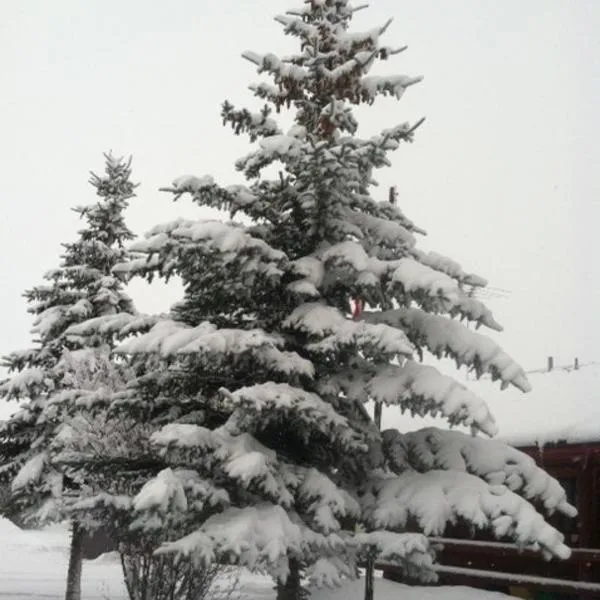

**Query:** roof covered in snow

left=383, top=363, right=600, bottom=447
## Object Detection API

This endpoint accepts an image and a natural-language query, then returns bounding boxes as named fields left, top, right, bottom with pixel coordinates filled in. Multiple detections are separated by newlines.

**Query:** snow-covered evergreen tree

left=62, top=4, right=576, bottom=599
left=0, top=153, right=138, bottom=520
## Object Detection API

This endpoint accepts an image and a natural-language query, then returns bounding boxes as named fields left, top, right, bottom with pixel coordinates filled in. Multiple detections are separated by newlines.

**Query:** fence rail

left=376, top=537, right=600, bottom=596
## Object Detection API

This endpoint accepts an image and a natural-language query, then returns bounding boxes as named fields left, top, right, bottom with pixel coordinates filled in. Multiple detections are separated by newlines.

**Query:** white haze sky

left=1, top=0, right=599, bottom=378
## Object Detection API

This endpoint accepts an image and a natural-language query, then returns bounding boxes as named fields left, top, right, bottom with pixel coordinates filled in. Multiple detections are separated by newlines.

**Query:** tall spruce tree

left=0, top=154, right=138, bottom=599
left=62, top=3, right=575, bottom=600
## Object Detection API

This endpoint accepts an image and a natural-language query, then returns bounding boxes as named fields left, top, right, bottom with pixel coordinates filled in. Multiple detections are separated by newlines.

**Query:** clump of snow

left=172, top=174, right=215, bottom=192
left=12, top=452, right=47, bottom=490
left=361, top=75, right=423, bottom=100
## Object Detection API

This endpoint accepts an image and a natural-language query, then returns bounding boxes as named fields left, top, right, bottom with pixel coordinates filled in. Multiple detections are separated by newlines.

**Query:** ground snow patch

left=0, top=519, right=512, bottom=599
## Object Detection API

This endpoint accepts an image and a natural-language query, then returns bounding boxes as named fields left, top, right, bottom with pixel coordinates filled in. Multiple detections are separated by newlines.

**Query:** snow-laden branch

left=360, top=74, right=422, bottom=102
left=284, top=303, right=413, bottom=358
left=342, top=204, right=420, bottom=246
left=413, top=249, right=487, bottom=287
left=242, top=51, right=309, bottom=82
left=151, top=426, right=297, bottom=506
left=389, top=258, right=502, bottom=332
left=155, top=503, right=345, bottom=583
left=66, top=313, right=160, bottom=339
left=116, top=217, right=287, bottom=282
left=351, top=531, right=436, bottom=583
left=363, top=470, right=571, bottom=560
left=364, top=308, right=530, bottom=391
left=116, top=319, right=314, bottom=379
left=382, top=427, right=577, bottom=518
left=221, top=383, right=365, bottom=452
left=321, top=361, right=496, bottom=436
left=0, top=367, right=47, bottom=400
left=298, top=468, right=361, bottom=534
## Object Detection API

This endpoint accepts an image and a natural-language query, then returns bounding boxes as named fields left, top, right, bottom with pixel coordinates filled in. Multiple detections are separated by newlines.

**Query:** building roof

left=383, top=362, right=600, bottom=447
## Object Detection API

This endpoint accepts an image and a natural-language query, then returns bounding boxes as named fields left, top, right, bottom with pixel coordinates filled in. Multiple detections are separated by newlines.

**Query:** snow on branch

left=321, top=240, right=393, bottom=276
left=118, top=217, right=286, bottom=284
left=133, top=219, right=285, bottom=269
left=352, top=531, right=436, bottom=583
left=12, top=452, right=47, bottom=491
left=116, top=320, right=314, bottom=378
left=128, top=468, right=230, bottom=534
left=236, top=133, right=305, bottom=177
left=382, top=427, right=577, bottom=518
left=413, top=249, right=487, bottom=287
left=306, top=557, right=358, bottom=588
left=364, top=470, right=571, bottom=560
left=31, top=305, right=66, bottom=338
left=388, top=258, right=502, bottom=330
left=298, top=468, right=361, bottom=534
left=368, top=361, right=497, bottom=436
left=283, top=303, right=413, bottom=358
left=220, top=383, right=365, bottom=452
left=0, top=367, right=47, bottom=400
left=152, top=425, right=297, bottom=506
left=365, top=308, right=530, bottom=391
left=66, top=312, right=160, bottom=339
left=162, top=173, right=259, bottom=214
left=242, top=51, right=308, bottom=82
left=288, top=256, right=324, bottom=294
left=72, top=491, right=133, bottom=513
left=342, top=210, right=417, bottom=248
left=274, top=15, right=319, bottom=40
left=155, top=504, right=345, bottom=582
left=151, top=423, right=216, bottom=451
left=392, top=258, right=458, bottom=301
left=360, top=74, right=423, bottom=102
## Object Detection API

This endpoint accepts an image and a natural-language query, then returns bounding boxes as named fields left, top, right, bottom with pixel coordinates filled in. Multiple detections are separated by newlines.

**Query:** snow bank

left=308, top=577, right=512, bottom=600
left=0, top=519, right=127, bottom=599
left=0, top=520, right=514, bottom=599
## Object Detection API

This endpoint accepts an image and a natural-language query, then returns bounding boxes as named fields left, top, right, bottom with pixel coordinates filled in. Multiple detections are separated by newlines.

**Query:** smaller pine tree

left=0, top=153, right=137, bottom=519
left=0, top=154, right=140, bottom=600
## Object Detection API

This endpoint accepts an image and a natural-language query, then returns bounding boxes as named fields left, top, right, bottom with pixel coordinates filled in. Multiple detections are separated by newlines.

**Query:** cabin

left=382, top=359, right=600, bottom=599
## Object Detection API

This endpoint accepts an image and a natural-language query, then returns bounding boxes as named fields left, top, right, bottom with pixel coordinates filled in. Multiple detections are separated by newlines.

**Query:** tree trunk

left=364, top=399, right=383, bottom=600
left=65, top=520, right=84, bottom=600
left=276, top=557, right=305, bottom=600
left=364, top=557, right=375, bottom=600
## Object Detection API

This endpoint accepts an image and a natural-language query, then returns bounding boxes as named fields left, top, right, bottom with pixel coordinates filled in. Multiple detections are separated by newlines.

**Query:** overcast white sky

left=1, top=0, right=599, bottom=382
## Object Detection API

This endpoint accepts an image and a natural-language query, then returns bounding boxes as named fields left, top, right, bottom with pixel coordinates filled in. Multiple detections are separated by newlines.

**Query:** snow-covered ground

left=0, top=517, right=127, bottom=599
left=0, top=517, right=513, bottom=600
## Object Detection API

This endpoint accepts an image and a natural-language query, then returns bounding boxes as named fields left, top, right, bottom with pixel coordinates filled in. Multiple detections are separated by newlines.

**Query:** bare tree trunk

left=276, top=557, right=305, bottom=600
left=363, top=400, right=383, bottom=600
left=364, top=558, right=375, bottom=600
left=65, top=520, right=84, bottom=600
